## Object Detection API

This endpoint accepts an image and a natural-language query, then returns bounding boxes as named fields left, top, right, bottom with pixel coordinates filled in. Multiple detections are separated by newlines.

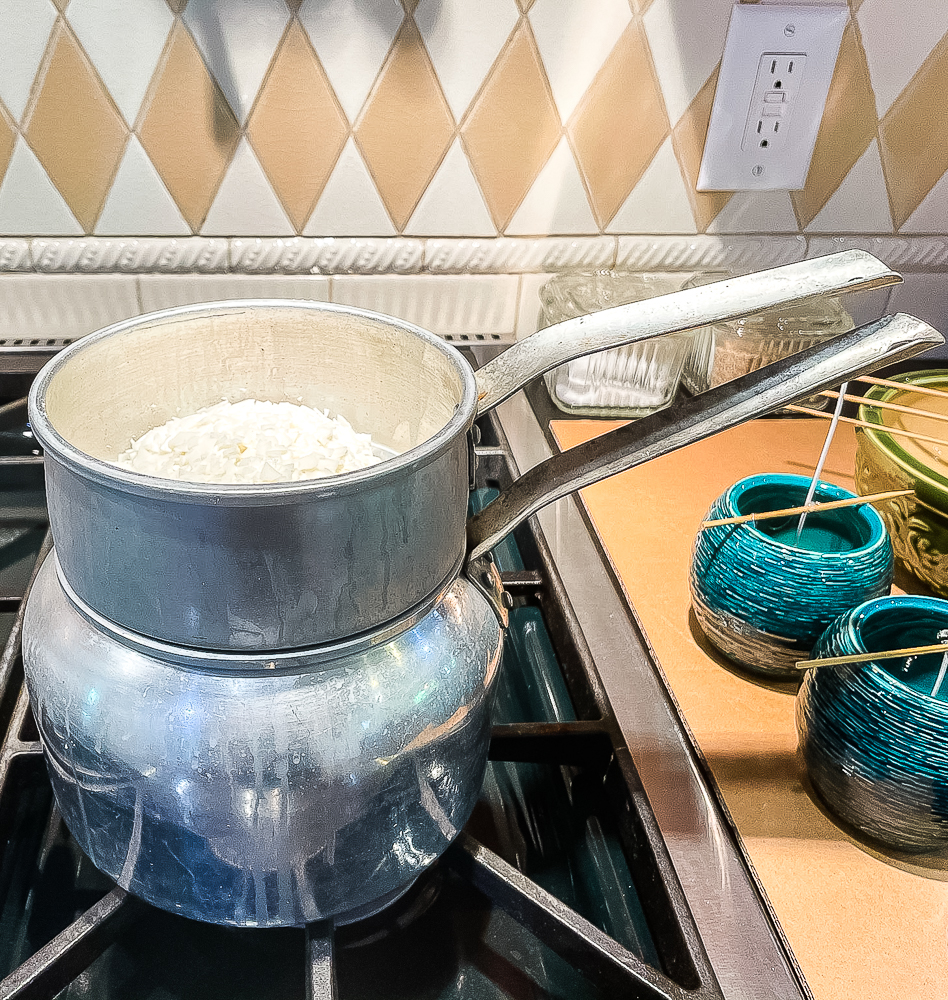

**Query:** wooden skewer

left=700, top=489, right=913, bottom=528
left=820, top=389, right=948, bottom=426
left=785, top=404, right=948, bottom=449
left=796, top=642, right=948, bottom=670
left=854, top=374, right=948, bottom=400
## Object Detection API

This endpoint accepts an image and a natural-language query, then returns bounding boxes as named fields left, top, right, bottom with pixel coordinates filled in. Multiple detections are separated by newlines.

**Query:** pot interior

left=40, top=302, right=473, bottom=465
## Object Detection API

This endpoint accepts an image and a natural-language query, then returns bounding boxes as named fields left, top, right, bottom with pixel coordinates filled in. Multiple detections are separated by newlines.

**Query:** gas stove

left=0, top=372, right=811, bottom=999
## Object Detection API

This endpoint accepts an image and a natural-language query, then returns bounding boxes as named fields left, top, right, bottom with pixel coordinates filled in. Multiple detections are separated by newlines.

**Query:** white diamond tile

left=331, top=274, right=518, bottom=338
left=528, top=0, right=632, bottom=124
left=95, top=137, right=190, bottom=235
left=0, top=0, right=57, bottom=123
left=606, top=137, right=696, bottom=234
left=0, top=274, right=139, bottom=339
left=68, top=0, right=173, bottom=125
left=184, top=0, right=290, bottom=124
left=201, top=138, right=295, bottom=236
left=805, top=140, right=893, bottom=233
left=303, top=138, right=396, bottom=237
left=707, top=191, right=798, bottom=234
left=415, top=0, right=519, bottom=122
left=404, top=139, right=495, bottom=237
left=857, top=0, right=948, bottom=118
left=506, top=138, right=598, bottom=236
left=139, top=274, right=331, bottom=312
left=901, top=170, right=948, bottom=234
left=643, top=0, right=734, bottom=125
left=0, top=138, right=82, bottom=235
left=299, top=0, right=404, bottom=123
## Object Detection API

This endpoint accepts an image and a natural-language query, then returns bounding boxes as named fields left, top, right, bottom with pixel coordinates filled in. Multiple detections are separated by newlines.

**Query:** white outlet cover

left=697, top=4, right=848, bottom=191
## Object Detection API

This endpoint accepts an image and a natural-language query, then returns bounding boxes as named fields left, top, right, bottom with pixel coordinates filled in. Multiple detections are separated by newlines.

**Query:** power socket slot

left=741, top=53, right=806, bottom=152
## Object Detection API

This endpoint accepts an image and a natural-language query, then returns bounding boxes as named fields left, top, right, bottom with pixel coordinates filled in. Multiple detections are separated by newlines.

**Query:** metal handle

left=467, top=313, right=943, bottom=563
left=473, top=250, right=901, bottom=417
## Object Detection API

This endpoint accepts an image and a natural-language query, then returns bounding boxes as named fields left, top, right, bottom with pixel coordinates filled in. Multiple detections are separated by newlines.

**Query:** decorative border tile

left=424, top=236, right=616, bottom=273
left=806, top=235, right=948, bottom=269
left=616, top=235, right=808, bottom=272
left=230, top=237, right=425, bottom=274
left=0, top=240, right=32, bottom=272
left=31, top=238, right=229, bottom=273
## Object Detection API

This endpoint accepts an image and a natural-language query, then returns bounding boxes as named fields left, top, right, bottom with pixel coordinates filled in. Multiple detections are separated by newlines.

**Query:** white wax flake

left=116, top=399, right=386, bottom=484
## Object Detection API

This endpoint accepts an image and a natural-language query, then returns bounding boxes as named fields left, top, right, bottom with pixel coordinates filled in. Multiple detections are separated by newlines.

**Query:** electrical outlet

left=697, top=4, right=848, bottom=191
left=742, top=53, right=806, bottom=153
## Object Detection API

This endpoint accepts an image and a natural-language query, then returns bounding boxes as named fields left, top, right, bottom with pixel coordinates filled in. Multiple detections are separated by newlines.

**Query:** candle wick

left=796, top=381, right=848, bottom=543
left=930, top=629, right=948, bottom=698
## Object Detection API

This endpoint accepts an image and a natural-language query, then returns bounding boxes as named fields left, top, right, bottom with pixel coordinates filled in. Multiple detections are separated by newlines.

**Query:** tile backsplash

left=0, top=0, right=945, bottom=241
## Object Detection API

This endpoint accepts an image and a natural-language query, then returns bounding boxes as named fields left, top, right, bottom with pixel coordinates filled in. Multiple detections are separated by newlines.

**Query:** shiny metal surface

left=22, top=552, right=503, bottom=928
left=473, top=250, right=900, bottom=416
left=29, top=300, right=476, bottom=651
left=30, top=254, right=903, bottom=652
left=468, top=313, right=943, bottom=561
left=492, top=389, right=813, bottom=999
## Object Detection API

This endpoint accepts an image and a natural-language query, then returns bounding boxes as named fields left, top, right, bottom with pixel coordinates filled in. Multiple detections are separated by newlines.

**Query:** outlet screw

left=752, top=165, right=764, bottom=177
left=784, top=23, right=796, bottom=36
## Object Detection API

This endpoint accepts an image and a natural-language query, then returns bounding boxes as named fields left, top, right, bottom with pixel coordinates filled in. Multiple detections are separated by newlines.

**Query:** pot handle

left=466, top=313, right=943, bottom=563
left=473, top=250, right=900, bottom=417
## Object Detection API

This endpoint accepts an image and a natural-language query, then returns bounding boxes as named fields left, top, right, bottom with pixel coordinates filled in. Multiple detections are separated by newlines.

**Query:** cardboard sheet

left=551, top=417, right=948, bottom=1000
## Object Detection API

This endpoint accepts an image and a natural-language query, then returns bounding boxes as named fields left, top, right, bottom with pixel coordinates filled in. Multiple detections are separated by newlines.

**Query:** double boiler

left=20, top=252, right=943, bottom=927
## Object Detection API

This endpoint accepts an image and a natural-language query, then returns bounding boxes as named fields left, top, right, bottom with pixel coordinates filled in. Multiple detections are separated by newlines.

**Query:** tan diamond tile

left=25, top=25, right=127, bottom=231
left=400, top=0, right=420, bottom=12
left=139, top=23, right=240, bottom=231
left=165, top=0, right=187, bottom=11
left=671, top=66, right=730, bottom=232
left=879, top=29, right=948, bottom=229
left=791, top=24, right=876, bottom=229
left=0, top=107, right=14, bottom=184
left=285, top=0, right=303, bottom=10
left=52, top=0, right=70, bottom=9
left=248, top=21, right=347, bottom=231
left=354, top=20, right=454, bottom=230
left=569, top=20, right=668, bottom=227
left=462, top=21, right=560, bottom=229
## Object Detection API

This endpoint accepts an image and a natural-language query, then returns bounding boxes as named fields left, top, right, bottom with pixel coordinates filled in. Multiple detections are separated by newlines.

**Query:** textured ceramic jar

left=798, top=595, right=948, bottom=852
left=691, top=473, right=893, bottom=678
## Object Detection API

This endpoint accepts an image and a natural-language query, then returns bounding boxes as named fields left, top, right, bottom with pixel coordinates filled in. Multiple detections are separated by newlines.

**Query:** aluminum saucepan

left=27, top=251, right=912, bottom=651
left=21, top=308, right=944, bottom=929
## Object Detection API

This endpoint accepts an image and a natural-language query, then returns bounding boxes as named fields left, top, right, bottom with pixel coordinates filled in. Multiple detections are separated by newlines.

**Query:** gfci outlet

left=697, top=4, right=848, bottom=191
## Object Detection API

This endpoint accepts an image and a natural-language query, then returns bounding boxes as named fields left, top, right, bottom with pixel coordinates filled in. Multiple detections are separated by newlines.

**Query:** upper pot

left=27, top=252, right=936, bottom=651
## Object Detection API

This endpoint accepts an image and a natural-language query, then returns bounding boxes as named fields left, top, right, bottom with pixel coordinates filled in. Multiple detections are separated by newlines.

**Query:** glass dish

left=538, top=272, right=691, bottom=418
left=681, top=296, right=854, bottom=408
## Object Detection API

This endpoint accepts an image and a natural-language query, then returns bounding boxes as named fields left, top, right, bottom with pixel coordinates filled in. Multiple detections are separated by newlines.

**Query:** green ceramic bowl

left=856, top=370, right=948, bottom=596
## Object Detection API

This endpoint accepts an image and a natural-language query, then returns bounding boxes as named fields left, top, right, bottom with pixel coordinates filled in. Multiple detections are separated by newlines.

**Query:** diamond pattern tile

left=879, top=28, right=948, bottom=230
left=790, top=24, right=877, bottom=230
left=569, top=20, right=668, bottom=228
left=25, top=24, right=128, bottom=231
left=139, top=22, right=240, bottom=231
left=355, top=20, right=454, bottom=230
left=0, top=0, right=940, bottom=240
left=0, top=107, right=15, bottom=184
left=671, top=66, right=730, bottom=232
left=462, top=20, right=560, bottom=230
left=247, top=21, right=347, bottom=231
left=183, top=0, right=289, bottom=124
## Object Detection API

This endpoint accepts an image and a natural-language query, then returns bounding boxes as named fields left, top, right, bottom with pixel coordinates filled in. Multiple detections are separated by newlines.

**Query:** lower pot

left=22, top=552, right=502, bottom=928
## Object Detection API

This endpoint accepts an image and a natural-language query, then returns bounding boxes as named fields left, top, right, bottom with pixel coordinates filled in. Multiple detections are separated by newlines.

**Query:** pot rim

left=857, top=369, right=948, bottom=508
left=719, top=472, right=889, bottom=558
left=28, top=299, right=479, bottom=505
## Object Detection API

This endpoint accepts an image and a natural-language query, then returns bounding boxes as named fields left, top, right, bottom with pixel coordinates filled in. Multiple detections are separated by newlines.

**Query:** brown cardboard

left=551, top=418, right=948, bottom=1000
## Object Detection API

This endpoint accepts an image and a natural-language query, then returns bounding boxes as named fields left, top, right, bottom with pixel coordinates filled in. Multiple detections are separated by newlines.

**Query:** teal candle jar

left=798, top=596, right=948, bottom=852
left=691, top=474, right=893, bottom=678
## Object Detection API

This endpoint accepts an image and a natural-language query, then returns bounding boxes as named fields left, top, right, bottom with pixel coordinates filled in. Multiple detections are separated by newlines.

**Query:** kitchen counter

left=551, top=417, right=948, bottom=1000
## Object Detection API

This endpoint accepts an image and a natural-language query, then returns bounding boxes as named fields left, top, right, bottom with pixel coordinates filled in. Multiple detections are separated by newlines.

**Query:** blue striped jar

left=691, top=474, right=893, bottom=678
left=797, top=596, right=948, bottom=852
